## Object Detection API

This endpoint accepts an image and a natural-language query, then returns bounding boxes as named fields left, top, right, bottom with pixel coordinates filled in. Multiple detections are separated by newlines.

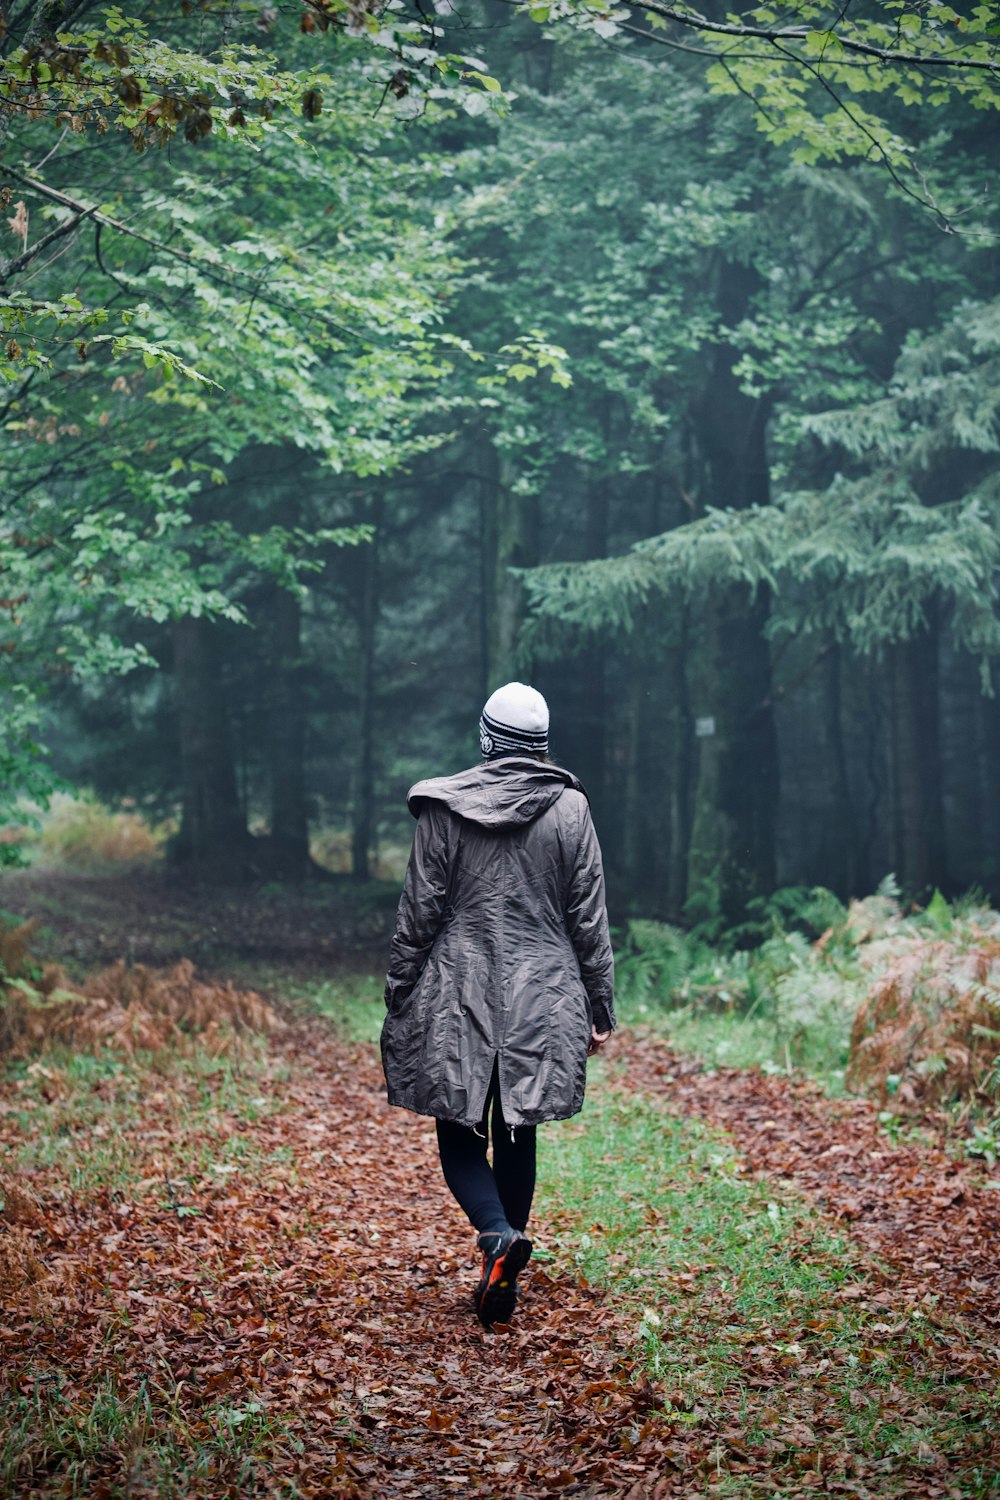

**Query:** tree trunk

left=667, top=604, right=695, bottom=920
left=576, top=471, right=609, bottom=816
left=684, top=261, right=778, bottom=926
left=890, top=615, right=946, bottom=897
left=938, top=640, right=983, bottom=897
left=685, top=586, right=777, bottom=926
left=352, top=497, right=381, bottom=881
left=821, top=641, right=861, bottom=899
left=483, top=444, right=539, bottom=685
left=618, top=660, right=644, bottom=917
left=267, top=586, right=310, bottom=879
left=977, top=663, right=1000, bottom=903
left=477, top=463, right=493, bottom=704
left=551, top=468, right=609, bottom=820
left=172, top=615, right=252, bottom=879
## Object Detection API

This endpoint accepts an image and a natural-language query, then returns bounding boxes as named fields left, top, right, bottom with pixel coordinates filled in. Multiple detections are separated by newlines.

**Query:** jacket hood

left=408, top=757, right=586, bottom=829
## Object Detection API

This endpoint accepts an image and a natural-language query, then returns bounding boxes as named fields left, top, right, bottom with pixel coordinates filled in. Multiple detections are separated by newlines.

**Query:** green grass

left=0, top=1375, right=300, bottom=1499
left=285, top=971, right=385, bottom=1043
left=612, top=919, right=858, bottom=1092
left=3, top=1041, right=291, bottom=1200
left=615, top=993, right=851, bottom=1093
left=537, top=1069, right=999, bottom=1497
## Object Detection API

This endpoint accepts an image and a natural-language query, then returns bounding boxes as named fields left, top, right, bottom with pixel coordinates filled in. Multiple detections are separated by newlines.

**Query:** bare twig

left=768, top=36, right=959, bottom=231
left=29, top=125, right=70, bottom=175
left=0, top=203, right=95, bottom=284
left=93, top=219, right=132, bottom=296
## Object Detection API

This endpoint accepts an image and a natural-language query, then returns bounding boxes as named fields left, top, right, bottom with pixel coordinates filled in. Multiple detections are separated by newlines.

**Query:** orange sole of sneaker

left=477, top=1236, right=532, bottom=1326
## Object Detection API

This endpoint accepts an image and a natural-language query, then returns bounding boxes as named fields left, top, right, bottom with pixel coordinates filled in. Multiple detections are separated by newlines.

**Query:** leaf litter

left=1, top=1019, right=722, bottom=1497
left=614, top=1031, right=1000, bottom=1331
left=1, top=996, right=997, bottom=1495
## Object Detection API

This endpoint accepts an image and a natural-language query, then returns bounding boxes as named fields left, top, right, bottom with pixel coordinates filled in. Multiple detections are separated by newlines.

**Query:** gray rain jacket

left=381, top=756, right=615, bottom=1129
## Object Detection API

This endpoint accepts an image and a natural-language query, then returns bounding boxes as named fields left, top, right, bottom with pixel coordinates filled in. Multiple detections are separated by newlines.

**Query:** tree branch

left=0, top=203, right=95, bottom=285
left=767, top=36, right=956, bottom=230
left=93, top=218, right=132, bottom=296
left=3, top=166, right=383, bottom=348
left=619, top=19, right=898, bottom=69
left=636, top=1, right=1000, bottom=73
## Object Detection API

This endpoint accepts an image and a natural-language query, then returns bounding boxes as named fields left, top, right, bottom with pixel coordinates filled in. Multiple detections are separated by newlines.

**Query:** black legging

left=435, top=1061, right=536, bottom=1236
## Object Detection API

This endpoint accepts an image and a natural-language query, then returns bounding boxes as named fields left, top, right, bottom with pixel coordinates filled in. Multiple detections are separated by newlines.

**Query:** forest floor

left=0, top=865, right=397, bottom=978
left=1, top=867, right=998, bottom=1498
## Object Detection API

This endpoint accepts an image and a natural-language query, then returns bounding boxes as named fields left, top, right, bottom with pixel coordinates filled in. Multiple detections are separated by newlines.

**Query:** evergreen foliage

left=522, top=295, right=1000, bottom=661
left=1, top=0, right=998, bottom=907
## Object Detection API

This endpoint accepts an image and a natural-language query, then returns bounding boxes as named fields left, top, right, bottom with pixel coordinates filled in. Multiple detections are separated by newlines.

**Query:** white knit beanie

left=479, top=682, right=549, bottom=759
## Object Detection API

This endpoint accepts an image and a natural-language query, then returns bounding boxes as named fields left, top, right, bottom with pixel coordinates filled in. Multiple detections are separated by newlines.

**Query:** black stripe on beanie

left=479, top=710, right=548, bottom=758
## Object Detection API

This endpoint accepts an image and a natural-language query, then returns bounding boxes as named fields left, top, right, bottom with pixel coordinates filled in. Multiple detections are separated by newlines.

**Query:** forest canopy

left=1, top=0, right=999, bottom=918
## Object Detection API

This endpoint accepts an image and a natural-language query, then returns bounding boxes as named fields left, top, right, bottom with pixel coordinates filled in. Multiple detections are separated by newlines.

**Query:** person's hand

left=588, top=1025, right=611, bottom=1056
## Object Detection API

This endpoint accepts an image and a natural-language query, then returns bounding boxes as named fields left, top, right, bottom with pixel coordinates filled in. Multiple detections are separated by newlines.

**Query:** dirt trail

left=223, top=1026, right=675, bottom=1496
left=2, top=1023, right=688, bottom=1498
left=617, top=1031, right=1000, bottom=1330
left=5, top=1015, right=999, bottom=1496
left=3, top=868, right=998, bottom=1494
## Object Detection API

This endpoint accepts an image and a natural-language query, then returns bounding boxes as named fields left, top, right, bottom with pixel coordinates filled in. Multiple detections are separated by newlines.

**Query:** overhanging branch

left=3, top=166, right=375, bottom=347
left=636, top=1, right=1000, bottom=73
left=0, top=202, right=95, bottom=284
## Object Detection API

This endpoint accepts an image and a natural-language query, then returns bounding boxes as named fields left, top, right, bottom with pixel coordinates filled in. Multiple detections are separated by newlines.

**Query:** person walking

left=381, top=682, right=615, bottom=1327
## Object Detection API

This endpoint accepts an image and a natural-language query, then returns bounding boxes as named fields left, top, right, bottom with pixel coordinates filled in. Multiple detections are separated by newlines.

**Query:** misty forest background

left=2, top=0, right=1000, bottom=931
left=3, top=9, right=1000, bottom=1493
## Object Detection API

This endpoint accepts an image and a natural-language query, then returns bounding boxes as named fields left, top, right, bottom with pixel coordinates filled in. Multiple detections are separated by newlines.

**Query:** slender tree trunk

left=616, top=471, right=680, bottom=915
left=558, top=468, right=609, bottom=820
left=267, top=586, right=310, bottom=878
left=977, top=663, right=1000, bottom=903
left=478, top=466, right=494, bottom=704
left=853, top=657, right=887, bottom=896
left=938, top=642, right=982, bottom=896
left=172, top=615, right=251, bottom=879
left=0, top=1, right=97, bottom=75
left=684, top=261, right=778, bottom=925
left=484, top=444, right=538, bottom=684
left=618, top=661, right=644, bottom=912
left=890, top=614, right=946, bottom=896
left=352, top=498, right=381, bottom=881
left=577, top=471, right=609, bottom=812
left=667, top=604, right=695, bottom=920
left=822, top=641, right=861, bottom=898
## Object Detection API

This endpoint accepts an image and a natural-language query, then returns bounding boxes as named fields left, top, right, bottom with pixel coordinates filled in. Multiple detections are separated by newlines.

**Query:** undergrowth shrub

left=30, top=791, right=173, bottom=867
left=848, top=926, right=1000, bottom=1110
left=0, top=918, right=278, bottom=1058
left=618, top=880, right=1000, bottom=1123
left=310, top=825, right=410, bottom=881
left=309, top=826, right=353, bottom=874
left=0, top=917, right=40, bottom=981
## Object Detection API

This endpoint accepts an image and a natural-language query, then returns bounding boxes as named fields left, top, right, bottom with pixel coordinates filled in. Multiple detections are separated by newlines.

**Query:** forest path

left=2, top=1018, right=687, bottom=1498
left=617, top=1032, right=1000, bottom=1330
left=184, top=1020, right=677, bottom=1497
left=5, top=1012, right=998, bottom=1497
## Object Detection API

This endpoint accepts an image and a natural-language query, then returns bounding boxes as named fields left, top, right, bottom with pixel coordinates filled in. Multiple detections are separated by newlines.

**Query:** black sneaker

left=475, top=1228, right=532, bottom=1326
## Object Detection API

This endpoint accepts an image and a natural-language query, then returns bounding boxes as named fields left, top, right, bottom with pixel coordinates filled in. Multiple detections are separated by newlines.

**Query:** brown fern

left=0, top=917, right=39, bottom=980
left=2, top=950, right=279, bottom=1059
left=847, top=933, right=1000, bottom=1108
